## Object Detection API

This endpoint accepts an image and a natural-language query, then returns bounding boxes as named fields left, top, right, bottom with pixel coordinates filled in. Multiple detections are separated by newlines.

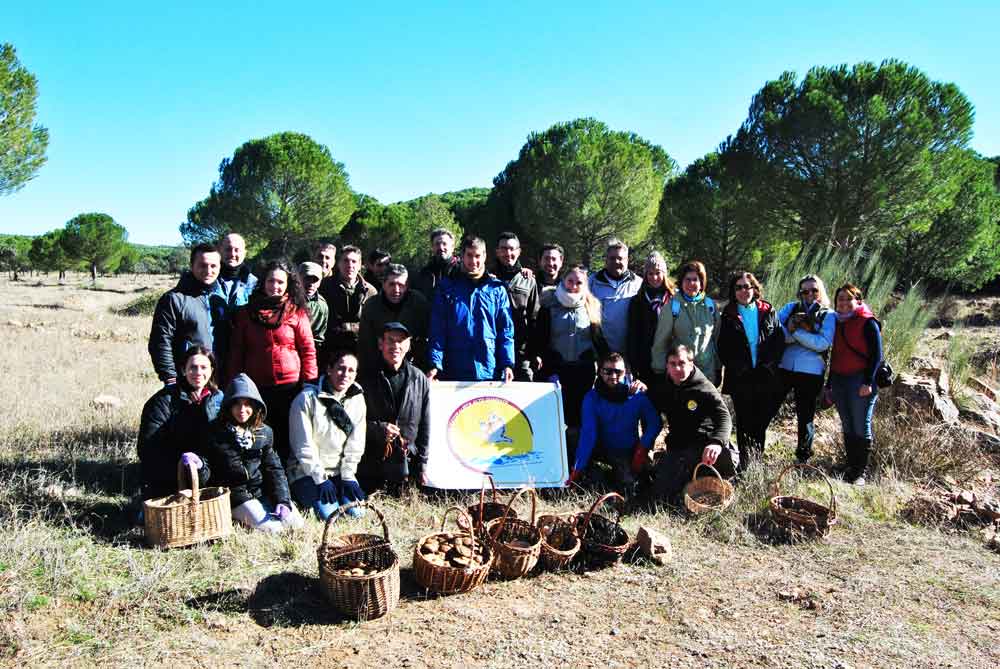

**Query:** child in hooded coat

left=201, top=373, right=303, bottom=532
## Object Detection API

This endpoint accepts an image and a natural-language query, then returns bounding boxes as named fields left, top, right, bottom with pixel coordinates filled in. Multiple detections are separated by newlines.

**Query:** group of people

left=137, top=228, right=885, bottom=532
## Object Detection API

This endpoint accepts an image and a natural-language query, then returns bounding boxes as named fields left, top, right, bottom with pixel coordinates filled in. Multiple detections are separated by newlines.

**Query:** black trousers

left=779, top=370, right=825, bottom=460
left=651, top=445, right=737, bottom=505
left=259, top=382, right=300, bottom=467
left=730, top=381, right=782, bottom=470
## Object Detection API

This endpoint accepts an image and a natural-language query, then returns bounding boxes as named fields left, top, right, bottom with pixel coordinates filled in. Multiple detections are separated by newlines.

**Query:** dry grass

left=1, top=275, right=999, bottom=668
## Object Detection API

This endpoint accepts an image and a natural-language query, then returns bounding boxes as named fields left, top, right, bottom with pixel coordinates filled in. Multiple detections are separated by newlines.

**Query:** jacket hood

left=724, top=298, right=773, bottom=318
left=222, top=373, right=267, bottom=419
left=176, top=270, right=217, bottom=295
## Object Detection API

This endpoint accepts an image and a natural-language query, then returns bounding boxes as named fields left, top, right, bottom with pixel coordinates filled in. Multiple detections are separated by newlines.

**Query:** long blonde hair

left=798, top=274, right=831, bottom=307
left=563, top=264, right=602, bottom=327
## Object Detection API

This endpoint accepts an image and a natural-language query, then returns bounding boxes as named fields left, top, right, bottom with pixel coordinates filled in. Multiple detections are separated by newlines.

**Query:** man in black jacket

left=411, top=228, right=459, bottom=300
left=148, top=243, right=223, bottom=385
left=494, top=232, right=540, bottom=380
left=357, top=322, right=431, bottom=492
left=652, top=343, right=737, bottom=504
left=319, top=244, right=377, bottom=358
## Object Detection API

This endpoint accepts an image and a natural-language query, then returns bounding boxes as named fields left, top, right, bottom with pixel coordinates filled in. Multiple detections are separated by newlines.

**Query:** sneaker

left=256, top=518, right=284, bottom=533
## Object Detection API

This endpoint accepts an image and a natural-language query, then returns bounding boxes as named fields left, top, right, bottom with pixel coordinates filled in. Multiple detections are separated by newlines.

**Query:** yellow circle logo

left=447, top=396, right=535, bottom=473
left=687, top=399, right=698, bottom=411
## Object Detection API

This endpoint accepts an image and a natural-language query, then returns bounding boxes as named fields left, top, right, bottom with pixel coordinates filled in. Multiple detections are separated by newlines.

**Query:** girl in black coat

left=201, top=373, right=303, bottom=532
left=716, top=271, right=785, bottom=470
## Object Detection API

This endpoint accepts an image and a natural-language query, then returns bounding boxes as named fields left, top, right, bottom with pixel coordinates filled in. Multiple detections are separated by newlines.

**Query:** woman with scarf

left=227, top=261, right=319, bottom=466
left=650, top=260, right=722, bottom=385
left=137, top=346, right=222, bottom=499
left=532, top=264, right=609, bottom=456
left=828, top=283, right=884, bottom=485
left=776, top=274, right=835, bottom=464
left=626, top=251, right=674, bottom=395
left=717, top=271, right=785, bottom=471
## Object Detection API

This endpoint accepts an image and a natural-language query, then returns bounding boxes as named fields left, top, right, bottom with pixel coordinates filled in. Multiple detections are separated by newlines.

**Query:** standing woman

left=650, top=260, right=721, bottom=385
left=776, top=274, right=835, bottom=463
left=626, top=251, right=674, bottom=395
left=829, top=283, right=883, bottom=485
left=717, top=271, right=785, bottom=470
left=532, top=264, right=609, bottom=450
left=228, top=261, right=319, bottom=465
left=137, top=346, right=223, bottom=499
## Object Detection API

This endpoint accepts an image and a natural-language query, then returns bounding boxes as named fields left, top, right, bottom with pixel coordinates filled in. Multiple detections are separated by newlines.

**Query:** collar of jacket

left=724, top=298, right=772, bottom=320
left=495, top=261, right=523, bottom=283
left=219, top=263, right=252, bottom=282
left=380, top=292, right=407, bottom=311
left=176, top=271, right=217, bottom=295
left=595, top=379, right=629, bottom=403
left=594, top=268, right=636, bottom=285
left=670, top=365, right=708, bottom=391
left=317, top=377, right=364, bottom=402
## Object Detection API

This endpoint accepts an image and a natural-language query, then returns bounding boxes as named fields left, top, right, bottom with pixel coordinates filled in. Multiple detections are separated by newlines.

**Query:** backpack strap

left=671, top=296, right=681, bottom=318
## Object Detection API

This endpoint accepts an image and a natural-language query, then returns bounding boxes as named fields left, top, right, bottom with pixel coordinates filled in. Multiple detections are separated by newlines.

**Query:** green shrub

left=112, top=291, right=161, bottom=317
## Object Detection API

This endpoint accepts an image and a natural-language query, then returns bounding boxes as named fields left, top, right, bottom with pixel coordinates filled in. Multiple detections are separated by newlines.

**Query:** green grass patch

left=112, top=290, right=162, bottom=317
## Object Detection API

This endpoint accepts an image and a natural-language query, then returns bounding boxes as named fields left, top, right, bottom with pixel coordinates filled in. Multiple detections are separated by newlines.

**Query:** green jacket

left=305, top=293, right=329, bottom=350
left=651, top=293, right=721, bottom=383
left=357, top=291, right=431, bottom=374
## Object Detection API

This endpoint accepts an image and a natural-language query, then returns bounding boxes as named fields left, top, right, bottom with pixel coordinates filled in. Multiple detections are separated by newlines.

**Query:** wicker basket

left=536, top=512, right=581, bottom=571
left=413, top=507, right=493, bottom=595
left=144, top=461, right=232, bottom=549
left=578, top=492, right=630, bottom=566
left=317, top=501, right=400, bottom=621
left=468, top=473, right=515, bottom=531
left=769, top=463, right=838, bottom=539
left=683, top=463, right=735, bottom=514
left=484, top=487, right=542, bottom=580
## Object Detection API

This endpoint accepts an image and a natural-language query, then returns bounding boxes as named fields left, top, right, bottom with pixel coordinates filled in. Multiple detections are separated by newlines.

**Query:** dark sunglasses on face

left=735, top=283, right=752, bottom=290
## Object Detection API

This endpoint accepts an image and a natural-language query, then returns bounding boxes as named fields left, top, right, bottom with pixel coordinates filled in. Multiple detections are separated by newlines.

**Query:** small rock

left=6, top=319, right=24, bottom=328
left=92, top=394, right=124, bottom=410
left=934, top=330, right=954, bottom=341
left=610, top=627, right=620, bottom=636
left=636, top=526, right=672, bottom=565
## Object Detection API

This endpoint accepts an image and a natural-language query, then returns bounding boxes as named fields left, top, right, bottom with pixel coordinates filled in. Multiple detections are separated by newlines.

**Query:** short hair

left=496, top=231, right=520, bottom=247
left=599, top=351, right=626, bottom=368
left=606, top=238, right=628, bottom=254
left=340, top=245, right=362, bottom=259
left=430, top=228, right=454, bottom=243
left=665, top=343, right=693, bottom=361
left=678, top=260, right=708, bottom=292
left=799, top=274, right=831, bottom=306
left=540, top=243, right=564, bottom=259
left=367, top=248, right=391, bottom=264
left=726, top=271, right=764, bottom=303
left=177, top=345, right=218, bottom=393
left=834, top=282, right=864, bottom=304
left=460, top=236, right=486, bottom=254
left=383, top=263, right=408, bottom=282
left=220, top=231, right=244, bottom=244
left=189, top=243, right=219, bottom=265
left=316, top=241, right=337, bottom=253
left=326, top=349, right=359, bottom=370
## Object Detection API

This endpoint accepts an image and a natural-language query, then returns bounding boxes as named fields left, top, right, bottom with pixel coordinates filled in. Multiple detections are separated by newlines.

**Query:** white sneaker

left=280, top=508, right=305, bottom=530
left=256, top=518, right=284, bottom=533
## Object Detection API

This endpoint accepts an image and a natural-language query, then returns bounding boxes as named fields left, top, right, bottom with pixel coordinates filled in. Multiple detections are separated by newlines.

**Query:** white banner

left=423, top=381, right=568, bottom=489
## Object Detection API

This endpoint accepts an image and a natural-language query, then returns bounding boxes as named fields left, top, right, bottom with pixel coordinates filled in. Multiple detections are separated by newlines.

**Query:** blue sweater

left=776, top=301, right=835, bottom=376
left=574, top=388, right=662, bottom=472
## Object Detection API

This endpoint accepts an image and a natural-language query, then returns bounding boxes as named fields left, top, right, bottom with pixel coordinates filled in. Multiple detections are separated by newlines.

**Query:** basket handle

left=771, top=462, right=837, bottom=518
left=691, top=462, right=725, bottom=484
left=492, top=486, right=537, bottom=537
left=477, top=473, right=499, bottom=521
left=579, top=492, right=624, bottom=541
left=440, top=505, right=480, bottom=558
left=177, top=460, right=200, bottom=505
left=319, top=500, right=390, bottom=550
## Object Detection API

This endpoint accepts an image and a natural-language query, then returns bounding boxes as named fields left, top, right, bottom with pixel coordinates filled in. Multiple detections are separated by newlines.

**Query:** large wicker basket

left=578, top=492, right=630, bottom=567
left=536, top=512, right=581, bottom=571
left=144, top=461, right=232, bottom=549
left=769, top=463, right=838, bottom=539
left=683, top=463, right=735, bottom=514
left=468, top=473, right=515, bottom=531
left=484, top=487, right=542, bottom=580
left=317, top=501, right=400, bottom=621
left=413, top=507, right=493, bottom=595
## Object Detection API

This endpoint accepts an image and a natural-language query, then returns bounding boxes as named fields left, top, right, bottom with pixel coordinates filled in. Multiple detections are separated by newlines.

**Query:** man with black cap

left=357, top=322, right=431, bottom=492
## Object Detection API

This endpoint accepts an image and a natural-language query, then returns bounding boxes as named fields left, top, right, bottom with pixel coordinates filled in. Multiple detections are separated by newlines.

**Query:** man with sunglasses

left=567, top=352, right=661, bottom=497
left=776, top=274, right=835, bottom=463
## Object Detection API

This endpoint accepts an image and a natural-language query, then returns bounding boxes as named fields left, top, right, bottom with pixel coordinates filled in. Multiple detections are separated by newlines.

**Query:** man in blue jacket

left=427, top=236, right=515, bottom=382
left=213, top=232, right=258, bottom=377
left=567, top=352, right=661, bottom=495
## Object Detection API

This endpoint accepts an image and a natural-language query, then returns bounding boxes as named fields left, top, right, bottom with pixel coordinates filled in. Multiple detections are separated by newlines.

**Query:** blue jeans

left=829, top=372, right=878, bottom=440
left=290, top=476, right=365, bottom=520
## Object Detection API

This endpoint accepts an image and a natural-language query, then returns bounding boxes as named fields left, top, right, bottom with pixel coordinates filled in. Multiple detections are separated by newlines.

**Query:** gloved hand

left=340, top=478, right=366, bottom=502
left=565, top=469, right=583, bottom=486
left=631, top=443, right=648, bottom=474
left=318, top=478, right=339, bottom=504
left=275, top=503, right=292, bottom=520
left=180, top=452, right=203, bottom=469
left=275, top=503, right=304, bottom=530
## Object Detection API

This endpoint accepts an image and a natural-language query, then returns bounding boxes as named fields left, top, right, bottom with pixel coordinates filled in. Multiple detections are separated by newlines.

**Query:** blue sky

left=2, top=1, right=998, bottom=245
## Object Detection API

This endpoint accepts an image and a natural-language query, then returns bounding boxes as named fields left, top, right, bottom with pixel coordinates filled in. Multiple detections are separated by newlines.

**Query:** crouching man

left=652, top=344, right=737, bottom=504
left=567, top=352, right=661, bottom=497
left=357, top=322, right=431, bottom=492
left=287, top=351, right=368, bottom=519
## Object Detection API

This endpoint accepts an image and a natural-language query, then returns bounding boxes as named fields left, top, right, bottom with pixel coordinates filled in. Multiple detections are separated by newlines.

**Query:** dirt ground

left=0, top=274, right=998, bottom=669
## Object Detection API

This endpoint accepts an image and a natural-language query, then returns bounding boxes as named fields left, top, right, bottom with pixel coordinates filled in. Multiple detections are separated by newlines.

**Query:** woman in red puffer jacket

left=228, top=260, right=319, bottom=465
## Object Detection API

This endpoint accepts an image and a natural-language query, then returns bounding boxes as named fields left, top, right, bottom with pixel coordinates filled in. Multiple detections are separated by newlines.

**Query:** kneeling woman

left=199, top=373, right=304, bottom=532
left=829, top=283, right=884, bottom=485
left=138, top=346, right=222, bottom=499
left=288, top=351, right=368, bottom=520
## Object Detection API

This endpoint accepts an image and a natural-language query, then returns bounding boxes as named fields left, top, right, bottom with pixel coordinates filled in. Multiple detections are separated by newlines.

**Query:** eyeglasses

left=600, top=368, right=626, bottom=377
left=735, top=283, right=752, bottom=291
left=800, top=288, right=820, bottom=295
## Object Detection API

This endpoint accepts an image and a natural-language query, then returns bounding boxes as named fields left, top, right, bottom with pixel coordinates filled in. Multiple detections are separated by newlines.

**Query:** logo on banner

left=446, top=396, right=538, bottom=471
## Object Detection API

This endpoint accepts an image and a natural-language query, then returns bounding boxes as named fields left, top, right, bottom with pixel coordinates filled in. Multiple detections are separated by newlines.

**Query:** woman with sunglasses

left=775, top=274, right=835, bottom=463
left=717, top=271, right=785, bottom=471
